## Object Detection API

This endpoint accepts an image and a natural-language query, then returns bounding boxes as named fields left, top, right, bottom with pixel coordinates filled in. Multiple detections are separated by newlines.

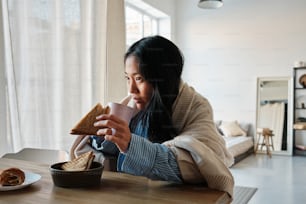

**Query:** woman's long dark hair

left=125, top=35, right=184, bottom=143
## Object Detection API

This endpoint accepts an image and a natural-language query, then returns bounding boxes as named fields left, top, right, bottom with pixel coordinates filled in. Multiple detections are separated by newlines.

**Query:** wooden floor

left=230, top=153, right=306, bottom=204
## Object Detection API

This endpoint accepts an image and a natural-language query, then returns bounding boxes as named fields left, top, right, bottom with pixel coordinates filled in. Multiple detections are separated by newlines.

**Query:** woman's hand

left=94, top=114, right=131, bottom=153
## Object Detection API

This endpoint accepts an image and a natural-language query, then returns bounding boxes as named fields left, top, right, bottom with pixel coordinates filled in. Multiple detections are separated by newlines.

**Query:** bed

left=215, top=120, right=255, bottom=165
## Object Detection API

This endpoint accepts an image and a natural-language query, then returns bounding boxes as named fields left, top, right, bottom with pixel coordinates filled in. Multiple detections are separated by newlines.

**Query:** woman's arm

left=118, top=134, right=182, bottom=183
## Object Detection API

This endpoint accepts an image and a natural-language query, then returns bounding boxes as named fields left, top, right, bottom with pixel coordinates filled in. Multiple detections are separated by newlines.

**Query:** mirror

left=256, top=77, right=293, bottom=155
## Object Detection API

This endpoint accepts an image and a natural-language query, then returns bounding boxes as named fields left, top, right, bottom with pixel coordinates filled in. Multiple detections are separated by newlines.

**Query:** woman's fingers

left=94, top=114, right=128, bottom=136
left=94, top=114, right=131, bottom=152
left=96, top=127, right=112, bottom=136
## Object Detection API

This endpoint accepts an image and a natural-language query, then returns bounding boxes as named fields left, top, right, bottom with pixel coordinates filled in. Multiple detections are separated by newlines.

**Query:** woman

left=72, top=35, right=234, bottom=198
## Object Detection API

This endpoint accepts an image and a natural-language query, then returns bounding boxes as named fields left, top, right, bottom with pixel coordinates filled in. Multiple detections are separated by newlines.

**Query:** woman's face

left=125, top=55, right=154, bottom=110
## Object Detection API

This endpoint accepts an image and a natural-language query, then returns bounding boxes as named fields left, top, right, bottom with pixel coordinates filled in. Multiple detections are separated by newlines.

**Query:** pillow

left=239, top=122, right=250, bottom=135
left=219, top=120, right=247, bottom=137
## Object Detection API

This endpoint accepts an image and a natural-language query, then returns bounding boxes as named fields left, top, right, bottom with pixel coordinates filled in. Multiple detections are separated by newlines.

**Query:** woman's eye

left=135, top=76, right=143, bottom=82
left=125, top=76, right=130, bottom=81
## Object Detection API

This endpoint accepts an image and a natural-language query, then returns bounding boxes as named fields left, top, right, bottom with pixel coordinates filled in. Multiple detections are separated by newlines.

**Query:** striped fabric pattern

left=119, top=134, right=182, bottom=182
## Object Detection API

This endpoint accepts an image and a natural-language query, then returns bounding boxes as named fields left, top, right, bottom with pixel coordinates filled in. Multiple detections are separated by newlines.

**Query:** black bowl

left=50, top=161, right=104, bottom=188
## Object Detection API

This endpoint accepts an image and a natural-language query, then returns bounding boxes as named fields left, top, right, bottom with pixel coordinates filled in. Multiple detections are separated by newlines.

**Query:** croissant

left=0, top=168, right=25, bottom=186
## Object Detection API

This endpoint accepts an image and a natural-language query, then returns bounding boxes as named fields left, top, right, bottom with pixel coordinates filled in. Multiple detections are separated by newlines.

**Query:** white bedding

left=224, top=136, right=254, bottom=157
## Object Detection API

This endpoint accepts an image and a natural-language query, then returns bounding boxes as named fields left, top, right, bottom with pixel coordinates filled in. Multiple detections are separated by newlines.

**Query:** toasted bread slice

left=70, top=103, right=110, bottom=135
left=62, top=151, right=95, bottom=171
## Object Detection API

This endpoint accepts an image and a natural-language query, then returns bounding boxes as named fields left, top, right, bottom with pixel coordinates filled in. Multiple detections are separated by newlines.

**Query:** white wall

left=142, top=0, right=176, bottom=40
left=171, top=0, right=306, bottom=126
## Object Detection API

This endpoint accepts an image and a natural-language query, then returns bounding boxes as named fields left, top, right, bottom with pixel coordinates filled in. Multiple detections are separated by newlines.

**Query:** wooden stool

left=255, top=128, right=274, bottom=158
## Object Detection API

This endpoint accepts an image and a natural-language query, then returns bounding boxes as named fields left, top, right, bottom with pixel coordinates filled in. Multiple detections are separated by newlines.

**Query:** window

left=1, top=0, right=126, bottom=154
left=125, top=0, right=170, bottom=47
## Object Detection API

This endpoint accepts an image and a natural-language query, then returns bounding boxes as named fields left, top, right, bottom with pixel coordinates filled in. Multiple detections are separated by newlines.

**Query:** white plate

left=0, top=171, right=41, bottom=191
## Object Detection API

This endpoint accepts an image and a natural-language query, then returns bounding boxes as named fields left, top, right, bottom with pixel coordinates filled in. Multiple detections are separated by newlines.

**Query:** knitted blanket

left=164, top=81, right=234, bottom=199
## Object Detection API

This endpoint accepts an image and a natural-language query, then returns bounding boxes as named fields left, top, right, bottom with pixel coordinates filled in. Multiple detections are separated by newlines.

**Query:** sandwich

left=0, top=167, right=25, bottom=186
left=70, top=103, right=110, bottom=136
left=61, top=151, right=95, bottom=171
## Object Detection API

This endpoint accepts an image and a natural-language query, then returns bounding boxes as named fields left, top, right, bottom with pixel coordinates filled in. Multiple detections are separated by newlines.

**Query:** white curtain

left=259, top=102, right=285, bottom=151
left=0, top=0, right=126, bottom=156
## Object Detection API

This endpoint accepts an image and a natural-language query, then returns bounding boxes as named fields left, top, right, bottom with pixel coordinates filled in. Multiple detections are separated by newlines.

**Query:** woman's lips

left=133, top=98, right=142, bottom=104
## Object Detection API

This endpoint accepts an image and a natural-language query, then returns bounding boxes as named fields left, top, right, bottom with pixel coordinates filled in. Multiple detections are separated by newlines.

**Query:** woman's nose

left=128, top=80, right=137, bottom=94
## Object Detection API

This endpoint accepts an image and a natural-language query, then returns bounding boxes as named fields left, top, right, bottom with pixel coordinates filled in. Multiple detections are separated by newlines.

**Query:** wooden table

left=0, top=158, right=230, bottom=204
